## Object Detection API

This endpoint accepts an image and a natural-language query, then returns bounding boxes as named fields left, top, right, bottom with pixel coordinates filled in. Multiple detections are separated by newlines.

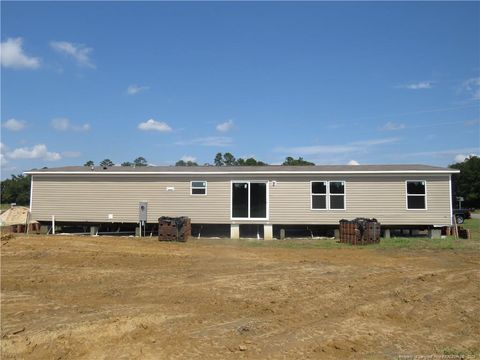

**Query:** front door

left=231, top=181, right=268, bottom=219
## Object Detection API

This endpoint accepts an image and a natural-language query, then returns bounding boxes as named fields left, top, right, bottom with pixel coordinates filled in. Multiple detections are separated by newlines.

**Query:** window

left=232, top=182, right=248, bottom=217
left=231, top=181, right=268, bottom=219
left=311, top=181, right=346, bottom=210
left=191, top=181, right=207, bottom=195
left=329, top=181, right=345, bottom=210
left=406, top=180, right=426, bottom=209
left=311, top=181, right=327, bottom=209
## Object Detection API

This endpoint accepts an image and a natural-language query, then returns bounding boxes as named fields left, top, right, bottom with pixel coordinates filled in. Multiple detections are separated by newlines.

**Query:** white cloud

left=381, top=121, right=405, bottom=131
left=79, top=123, right=91, bottom=131
left=138, top=119, right=172, bottom=132
left=216, top=119, right=234, bottom=132
left=0, top=38, right=40, bottom=69
left=400, top=81, right=433, bottom=90
left=51, top=118, right=69, bottom=131
left=175, top=136, right=233, bottom=147
left=353, top=138, right=399, bottom=146
left=276, top=138, right=399, bottom=156
left=2, top=118, right=27, bottom=131
left=51, top=118, right=90, bottom=132
left=180, top=155, right=197, bottom=162
left=454, top=153, right=478, bottom=163
left=0, top=143, right=7, bottom=166
left=7, top=144, right=61, bottom=161
left=347, top=160, right=360, bottom=165
left=127, top=85, right=149, bottom=95
left=399, top=148, right=480, bottom=161
left=461, top=77, right=480, bottom=100
left=0, top=154, right=7, bottom=166
left=50, top=41, right=95, bottom=68
left=454, top=154, right=467, bottom=163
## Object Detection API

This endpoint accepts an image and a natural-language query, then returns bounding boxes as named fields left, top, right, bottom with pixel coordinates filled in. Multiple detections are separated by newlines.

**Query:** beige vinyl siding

left=31, top=175, right=231, bottom=224
left=31, top=174, right=451, bottom=226
left=269, top=176, right=450, bottom=225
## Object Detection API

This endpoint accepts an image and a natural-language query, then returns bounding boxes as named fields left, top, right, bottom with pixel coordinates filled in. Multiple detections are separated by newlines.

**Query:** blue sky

left=1, top=1, right=479, bottom=178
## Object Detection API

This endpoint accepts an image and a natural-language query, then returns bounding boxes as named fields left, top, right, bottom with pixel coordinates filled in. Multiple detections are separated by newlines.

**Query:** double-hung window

left=191, top=181, right=207, bottom=195
left=406, top=181, right=426, bottom=209
left=311, top=181, right=346, bottom=210
left=329, top=181, right=345, bottom=210
left=311, top=181, right=327, bottom=209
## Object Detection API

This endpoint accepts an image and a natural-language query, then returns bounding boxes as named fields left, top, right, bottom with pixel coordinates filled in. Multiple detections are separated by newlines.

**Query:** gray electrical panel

left=139, top=202, right=148, bottom=222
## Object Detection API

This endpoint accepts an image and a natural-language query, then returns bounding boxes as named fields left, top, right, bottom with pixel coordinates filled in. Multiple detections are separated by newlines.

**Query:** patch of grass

left=235, top=235, right=479, bottom=251
left=239, top=238, right=347, bottom=249
left=372, top=236, right=479, bottom=250
left=462, top=218, right=480, bottom=240
left=0, top=204, right=11, bottom=213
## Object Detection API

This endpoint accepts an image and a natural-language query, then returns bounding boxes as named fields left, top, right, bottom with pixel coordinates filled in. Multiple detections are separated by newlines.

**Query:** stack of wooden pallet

left=339, top=218, right=381, bottom=245
left=158, top=217, right=191, bottom=242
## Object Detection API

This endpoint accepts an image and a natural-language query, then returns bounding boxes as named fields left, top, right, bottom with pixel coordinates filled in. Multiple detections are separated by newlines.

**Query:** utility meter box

left=139, top=202, right=148, bottom=222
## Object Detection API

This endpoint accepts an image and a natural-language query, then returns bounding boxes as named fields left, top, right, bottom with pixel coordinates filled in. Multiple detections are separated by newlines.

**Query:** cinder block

left=90, top=226, right=99, bottom=236
left=264, top=224, right=273, bottom=240
left=231, top=224, right=240, bottom=239
left=334, top=229, right=340, bottom=240
left=429, top=229, right=441, bottom=239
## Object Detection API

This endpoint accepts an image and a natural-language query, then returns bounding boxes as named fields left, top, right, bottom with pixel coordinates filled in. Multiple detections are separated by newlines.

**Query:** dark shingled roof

left=26, top=164, right=458, bottom=174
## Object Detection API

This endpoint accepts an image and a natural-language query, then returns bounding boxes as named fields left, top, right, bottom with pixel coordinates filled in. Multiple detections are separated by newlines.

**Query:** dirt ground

left=1, top=235, right=479, bottom=359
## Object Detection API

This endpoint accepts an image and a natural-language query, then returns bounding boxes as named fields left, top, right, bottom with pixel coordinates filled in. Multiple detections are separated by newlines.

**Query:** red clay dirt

left=1, top=235, right=479, bottom=359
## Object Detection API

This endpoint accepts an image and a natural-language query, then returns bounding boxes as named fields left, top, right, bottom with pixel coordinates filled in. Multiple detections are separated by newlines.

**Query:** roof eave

left=24, top=169, right=460, bottom=175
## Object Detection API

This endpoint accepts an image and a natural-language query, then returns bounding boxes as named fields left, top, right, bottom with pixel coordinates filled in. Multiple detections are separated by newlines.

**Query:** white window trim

left=405, top=180, right=428, bottom=210
left=310, top=180, right=346, bottom=211
left=190, top=180, right=207, bottom=196
left=230, top=180, right=269, bottom=221
left=310, top=180, right=328, bottom=211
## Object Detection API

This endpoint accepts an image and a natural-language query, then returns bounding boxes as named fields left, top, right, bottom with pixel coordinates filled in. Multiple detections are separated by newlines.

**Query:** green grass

left=224, top=232, right=479, bottom=251
left=0, top=204, right=11, bottom=213
left=230, top=218, right=480, bottom=250
left=370, top=236, right=478, bottom=250
left=462, top=217, right=480, bottom=240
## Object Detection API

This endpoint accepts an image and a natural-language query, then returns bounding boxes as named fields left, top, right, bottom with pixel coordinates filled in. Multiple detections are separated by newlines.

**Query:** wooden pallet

left=339, top=219, right=381, bottom=245
left=158, top=217, right=191, bottom=242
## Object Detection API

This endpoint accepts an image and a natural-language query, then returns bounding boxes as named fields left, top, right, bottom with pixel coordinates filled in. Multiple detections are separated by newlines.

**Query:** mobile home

left=26, top=164, right=458, bottom=239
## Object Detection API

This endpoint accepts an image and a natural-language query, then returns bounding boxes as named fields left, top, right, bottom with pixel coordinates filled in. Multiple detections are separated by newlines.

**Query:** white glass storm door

left=231, top=181, right=268, bottom=220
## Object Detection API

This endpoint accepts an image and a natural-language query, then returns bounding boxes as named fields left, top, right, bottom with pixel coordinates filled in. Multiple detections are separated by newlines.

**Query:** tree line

left=83, top=153, right=315, bottom=167
left=84, top=157, right=148, bottom=167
